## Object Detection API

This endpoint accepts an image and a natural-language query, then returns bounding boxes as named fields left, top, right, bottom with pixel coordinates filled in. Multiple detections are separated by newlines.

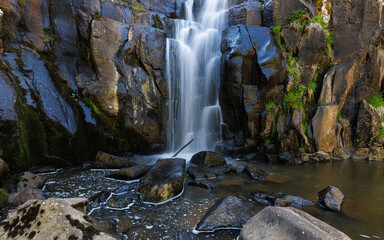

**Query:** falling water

left=166, top=0, right=228, bottom=153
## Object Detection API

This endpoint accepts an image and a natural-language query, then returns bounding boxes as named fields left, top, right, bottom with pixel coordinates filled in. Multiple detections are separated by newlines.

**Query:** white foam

left=192, top=226, right=241, bottom=234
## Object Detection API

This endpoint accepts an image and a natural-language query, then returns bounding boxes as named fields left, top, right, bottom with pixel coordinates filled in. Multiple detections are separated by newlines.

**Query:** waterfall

left=166, top=0, right=228, bottom=153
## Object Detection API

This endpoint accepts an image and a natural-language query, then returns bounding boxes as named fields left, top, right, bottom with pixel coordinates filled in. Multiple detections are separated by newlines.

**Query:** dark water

left=42, top=156, right=384, bottom=240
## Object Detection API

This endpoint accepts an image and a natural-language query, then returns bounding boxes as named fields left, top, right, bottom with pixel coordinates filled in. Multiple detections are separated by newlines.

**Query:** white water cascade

left=166, top=0, right=228, bottom=153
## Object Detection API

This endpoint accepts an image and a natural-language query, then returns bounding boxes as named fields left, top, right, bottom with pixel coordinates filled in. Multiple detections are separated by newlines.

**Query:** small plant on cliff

left=133, top=3, right=144, bottom=9
left=265, top=101, right=276, bottom=113
left=272, top=25, right=285, bottom=51
left=288, top=10, right=309, bottom=29
left=283, top=85, right=306, bottom=111
left=0, top=189, right=8, bottom=208
left=368, top=93, right=384, bottom=108
left=287, top=51, right=300, bottom=82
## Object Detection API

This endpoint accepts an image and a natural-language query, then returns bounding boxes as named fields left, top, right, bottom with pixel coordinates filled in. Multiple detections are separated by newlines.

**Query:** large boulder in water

left=93, top=151, right=137, bottom=169
left=190, top=151, right=227, bottom=168
left=138, top=158, right=186, bottom=203
left=0, top=198, right=117, bottom=240
left=106, top=165, right=152, bottom=180
left=195, top=196, right=257, bottom=232
left=318, top=186, right=344, bottom=212
left=239, top=206, right=351, bottom=240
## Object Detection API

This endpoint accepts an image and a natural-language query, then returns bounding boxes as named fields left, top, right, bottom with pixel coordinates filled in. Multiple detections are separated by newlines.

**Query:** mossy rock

left=0, top=189, right=8, bottom=208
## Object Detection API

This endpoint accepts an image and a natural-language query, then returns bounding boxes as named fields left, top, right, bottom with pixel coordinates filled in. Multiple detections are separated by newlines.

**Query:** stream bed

left=42, top=156, right=384, bottom=240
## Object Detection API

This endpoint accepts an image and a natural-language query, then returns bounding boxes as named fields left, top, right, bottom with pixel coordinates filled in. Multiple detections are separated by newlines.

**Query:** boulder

left=0, top=158, right=10, bottom=181
left=332, top=148, right=352, bottom=160
left=93, top=151, right=137, bottom=169
left=0, top=198, right=117, bottom=240
left=190, top=151, right=227, bottom=168
left=17, top=172, right=45, bottom=192
left=195, top=196, right=257, bottom=232
left=243, top=165, right=268, bottom=181
left=318, top=186, right=344, bottom=212
left=8, top=188, right=45, bottom=206
left=239, top=206, right=351, bottom=240
left=228, top=1, right=262, bottom=26
left=297, top=23, right=327, bottom=66
left=355, top=100, right=381, bottom=148
left=138, top=158, right=186, bottom=203
left=106, top=165, right=152, bottom=180
left=311, top=105, right=338, bottom=152
left=253, top=192, right=313, bottom=208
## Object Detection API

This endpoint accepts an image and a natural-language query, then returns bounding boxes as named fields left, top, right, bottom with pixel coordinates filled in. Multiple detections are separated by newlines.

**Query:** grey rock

left=190, top=151, right=227, bottom=168
left=106, top=165, right=152, bottom=180
left=318, top=186, right=344, bottom=212
left=239, top=206, right=351, bottom=240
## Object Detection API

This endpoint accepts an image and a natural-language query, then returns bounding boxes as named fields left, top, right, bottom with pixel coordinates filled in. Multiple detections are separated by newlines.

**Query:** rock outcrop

left=0, top=198, right=117, bottom=240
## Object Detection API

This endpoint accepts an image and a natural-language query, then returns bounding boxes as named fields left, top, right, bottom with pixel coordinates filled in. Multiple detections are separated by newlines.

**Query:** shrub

left=367, top=93, right=384, bottom=108
left=0, top=189, right=8, bottom=208
left=283, top=85, right=306, bottom=111
left=308, top=81, right=317, bottom=92
left=288, top=10, right=308, bottom=23
left=287, top=51, right=300, bottom=82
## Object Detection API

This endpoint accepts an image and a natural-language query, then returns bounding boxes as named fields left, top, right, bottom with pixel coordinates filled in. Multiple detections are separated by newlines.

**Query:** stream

left=41, top=155, right=384, bottom=240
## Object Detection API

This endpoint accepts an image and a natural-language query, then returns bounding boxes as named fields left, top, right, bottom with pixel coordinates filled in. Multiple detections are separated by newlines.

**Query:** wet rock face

left=318, top=186, right=344, bottom=212
left=138, top=158, right=186, bottom=203
left=190, top=151, right=227, bottom=168
left=229, top=1, right=262, bottom=26
left=355, top=100, right=381, bottom=148
left=0, top=198, right=117, bottom=240
left=239, top=206, right=351, bottom=240
left=195, top=196, right=257, bottom=232
left=253, top=192, right=313, bottom=208
left=311, top=105, right=338, bottom=152
left=93, top=151, right=137, bottom=169
left=106, top=165, right=152, bottom=181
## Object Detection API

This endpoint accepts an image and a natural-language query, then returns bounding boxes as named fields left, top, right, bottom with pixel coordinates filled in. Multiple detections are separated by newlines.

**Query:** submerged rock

left=106, top=193, right=134, bottom=209
left=243, top=165, right=268, bottom=181
left=195, top=196, right=256, bottom=232
left=106, top=165, right=153, bottom=180
left=138, top=158, right=186, bottom=203
left=187, top=181, right=213, bottom=190
left=190, top=151, right=227, bottom=168
left=0, top=198, right=117, bottom=240
left=253, top=192, right=313, bottom=208
left=93, top=151, right=137, bottom=169
left=239, top=206, right=351, bottom=240
left=318, top=186, right=344, bottom=212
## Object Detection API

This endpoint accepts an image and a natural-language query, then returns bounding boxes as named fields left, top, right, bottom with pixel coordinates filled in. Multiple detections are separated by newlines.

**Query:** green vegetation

left=368, top=93, right=384, bottom=108
left=265, top=101, right=276, bottom=113
left=287, top=51, right=300, bottom=82
left=44, top=27, right=55, bottom=45
left=288, top=10, right=309, bottom=29
left=261, top=4, right=264, bottom=12
left=283, top=85, right=306, bottom=111
left=18, top=0, right=26, bottom=7
left=309, top=15, right=333, bottom=57
left=272, top=25, right=285, bottom=51
left=308, top=81, right=317, bottom=92
left=0, top=189, right=8, bottom=208
left=93, top=12, right=101, bottom=21
left=133, top=3, right=144, bottom=9
left=0, top=6, right=15, bottom=44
